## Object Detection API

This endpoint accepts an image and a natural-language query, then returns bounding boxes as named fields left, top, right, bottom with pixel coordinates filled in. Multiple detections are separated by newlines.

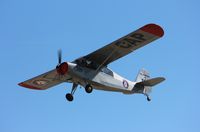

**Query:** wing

left=18, top=69, right=71, bottom=90
left=74, top=24, right=164, bottom=70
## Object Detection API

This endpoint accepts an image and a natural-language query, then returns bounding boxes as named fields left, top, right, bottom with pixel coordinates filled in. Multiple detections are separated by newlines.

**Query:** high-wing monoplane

left=18, top=23, right=165, bottom=102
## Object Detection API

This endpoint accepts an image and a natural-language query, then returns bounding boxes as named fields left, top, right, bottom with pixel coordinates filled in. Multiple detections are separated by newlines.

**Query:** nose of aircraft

left=56, top=62, right=68, bottom=75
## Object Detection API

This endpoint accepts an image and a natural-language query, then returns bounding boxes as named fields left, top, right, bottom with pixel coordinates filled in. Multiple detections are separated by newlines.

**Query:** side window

left=101, top=67, right=113, bottom=76
left=75, top=58, right=98, bottom=69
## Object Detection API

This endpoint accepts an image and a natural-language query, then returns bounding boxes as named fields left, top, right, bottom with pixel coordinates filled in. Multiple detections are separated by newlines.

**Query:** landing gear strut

left=145, top=94, right=151, bottom=102
left=144, top=93, right=151, bottom=102
left=66, top=83, right=78, bottom=102
left=85, top=84, right=93, bottom=93
left=143, top=88, right=151, bottom=102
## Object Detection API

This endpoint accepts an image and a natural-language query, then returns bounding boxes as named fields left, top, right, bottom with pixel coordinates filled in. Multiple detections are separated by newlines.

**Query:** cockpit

left=100, top=67, right=114, bottom=76
left=74, top=57, right=99, bottom=70
left=74, top=57, right=114, bottom=76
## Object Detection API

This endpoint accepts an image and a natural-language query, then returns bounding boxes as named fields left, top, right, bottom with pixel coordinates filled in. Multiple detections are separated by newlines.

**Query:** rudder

left=135, top=69, right=150, bottom=82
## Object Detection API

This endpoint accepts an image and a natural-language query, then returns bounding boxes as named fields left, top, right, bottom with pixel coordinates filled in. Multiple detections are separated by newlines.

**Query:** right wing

left=18, top=69, right=71, bottom=90
left=74, top=23, right=164, bottom=70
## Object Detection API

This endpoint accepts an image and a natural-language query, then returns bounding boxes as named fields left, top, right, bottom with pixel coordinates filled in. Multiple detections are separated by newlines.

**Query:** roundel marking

left=123, top=80, right=129, bottom=88
left=33, top=80, right=49, bottom=86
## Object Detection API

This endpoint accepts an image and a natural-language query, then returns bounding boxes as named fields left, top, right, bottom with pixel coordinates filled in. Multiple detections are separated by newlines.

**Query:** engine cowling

left=56, top=62, right=68, bottom=75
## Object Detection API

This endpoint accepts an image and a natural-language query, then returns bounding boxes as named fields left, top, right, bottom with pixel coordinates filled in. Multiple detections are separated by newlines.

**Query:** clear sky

left=0, top=0, right=199, bottom=132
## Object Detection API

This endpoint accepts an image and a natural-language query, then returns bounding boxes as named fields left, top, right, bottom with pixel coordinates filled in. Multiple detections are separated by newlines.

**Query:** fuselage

left=67, top=62, right=135, bottom=94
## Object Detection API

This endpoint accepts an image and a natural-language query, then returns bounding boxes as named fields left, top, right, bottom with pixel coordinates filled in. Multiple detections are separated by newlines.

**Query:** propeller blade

left=58, top=49, right=62, bottom=64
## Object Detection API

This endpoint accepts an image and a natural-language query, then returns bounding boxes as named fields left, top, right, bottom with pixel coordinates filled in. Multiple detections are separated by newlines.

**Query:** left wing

left=18, top=69, right=71, bottom=90
left=74, top=23, right=164, bottom=70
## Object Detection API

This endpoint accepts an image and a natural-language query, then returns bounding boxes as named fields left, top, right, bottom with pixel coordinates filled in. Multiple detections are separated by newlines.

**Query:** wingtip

left=18, top=82, right=42, bottom=90
left=140, top=23, right=164, bottom=37
left=158, top=77, right=166, bottom=82
left=18, top=82, right=24, bottom=87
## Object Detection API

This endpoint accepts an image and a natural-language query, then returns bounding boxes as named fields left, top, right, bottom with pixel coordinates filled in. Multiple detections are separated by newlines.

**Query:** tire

left=66, top=93, right=73, bottom=101
left=85, top=85, right=93, bottom=93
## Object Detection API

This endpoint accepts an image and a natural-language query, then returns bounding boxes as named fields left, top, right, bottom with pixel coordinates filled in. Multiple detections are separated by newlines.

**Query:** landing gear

left=66, top=83, right=78, bottom=102
left=144, top=93, right=151, bottom=102
left=85, top=84, right=93, bottom=93
left=66, top=93, right=73, bottom=101
left=147, top=96, right=151, bottom=102
left=143, top=88, right=151, bottom=102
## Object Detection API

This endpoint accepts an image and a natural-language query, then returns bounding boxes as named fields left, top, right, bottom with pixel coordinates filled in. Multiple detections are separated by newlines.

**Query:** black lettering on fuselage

left=115, top=33, right=146, bottom=49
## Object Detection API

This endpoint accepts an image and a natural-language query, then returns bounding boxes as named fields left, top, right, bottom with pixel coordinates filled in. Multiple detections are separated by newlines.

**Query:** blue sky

left=0, top=0, right=199, bottom=132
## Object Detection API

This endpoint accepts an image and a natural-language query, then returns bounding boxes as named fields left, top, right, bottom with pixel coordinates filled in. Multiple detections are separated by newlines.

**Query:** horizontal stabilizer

left=137, top=77, right=165, bottom=86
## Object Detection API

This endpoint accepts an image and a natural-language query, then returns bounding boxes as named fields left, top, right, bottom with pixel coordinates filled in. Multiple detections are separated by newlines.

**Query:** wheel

left=66, top=93, right=73, bottom=101
left=147, top=96, right=151, bottom=102
left=85, top=85, right=93, bottom=93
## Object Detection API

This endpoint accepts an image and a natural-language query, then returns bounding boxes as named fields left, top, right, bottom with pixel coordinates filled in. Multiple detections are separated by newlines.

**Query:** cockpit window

left=101, top=67, right=113, bottom=76
left=75, top=57, right=98, bottom=69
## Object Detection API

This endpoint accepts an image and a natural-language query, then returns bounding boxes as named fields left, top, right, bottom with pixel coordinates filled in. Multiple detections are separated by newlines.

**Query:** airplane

left=18, top=23, right=165, bottom=102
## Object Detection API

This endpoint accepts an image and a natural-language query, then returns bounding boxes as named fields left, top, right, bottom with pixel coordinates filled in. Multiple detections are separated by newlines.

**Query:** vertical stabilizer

left=135, top=69, right=150, bottom=82
left=133, top=69, right=165, bottom=101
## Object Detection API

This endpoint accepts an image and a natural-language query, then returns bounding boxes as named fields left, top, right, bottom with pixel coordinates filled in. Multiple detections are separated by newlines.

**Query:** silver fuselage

left=67, top=62, right=136, bottom=94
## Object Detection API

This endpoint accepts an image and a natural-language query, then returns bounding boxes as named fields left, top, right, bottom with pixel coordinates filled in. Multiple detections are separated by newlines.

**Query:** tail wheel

left=147, top=96, right=151, bottom=102
left=66, top=93, right=73, bottom=101
left=85, top=84, right=93, bottom=93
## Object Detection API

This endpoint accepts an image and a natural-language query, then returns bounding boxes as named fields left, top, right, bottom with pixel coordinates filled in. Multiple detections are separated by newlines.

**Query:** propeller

left=58, top=49, right=62, bottom=65
left=56, top=49, right=68, bottom=75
